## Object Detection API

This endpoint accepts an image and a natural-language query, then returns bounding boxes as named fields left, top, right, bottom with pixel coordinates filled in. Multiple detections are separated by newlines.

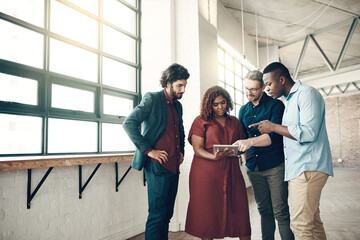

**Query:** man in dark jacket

left=123, top=63, right=190, bottom=240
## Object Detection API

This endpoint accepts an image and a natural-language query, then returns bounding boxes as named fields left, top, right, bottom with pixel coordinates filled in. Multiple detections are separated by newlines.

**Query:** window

left=218, top=48, right=249, bottom=116
left=0, top=0, right=139, bottom=156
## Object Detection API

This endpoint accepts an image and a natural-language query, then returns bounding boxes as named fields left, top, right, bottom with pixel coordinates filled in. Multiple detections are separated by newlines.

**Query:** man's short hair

left=263, top=62, right=291, bottom=79
left=160, top=63, right=190, bottom=88
left=244, top=70, right=264, bottom=87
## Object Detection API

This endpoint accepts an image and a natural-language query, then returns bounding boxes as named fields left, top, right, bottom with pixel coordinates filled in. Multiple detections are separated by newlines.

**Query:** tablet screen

left=213, top=144, right=241, bottom=156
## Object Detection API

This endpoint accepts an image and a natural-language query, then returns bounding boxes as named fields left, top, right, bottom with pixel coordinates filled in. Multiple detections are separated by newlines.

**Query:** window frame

left=217, top=47, right=248, bottom=116
left=0, top=0, right=141, bottom=157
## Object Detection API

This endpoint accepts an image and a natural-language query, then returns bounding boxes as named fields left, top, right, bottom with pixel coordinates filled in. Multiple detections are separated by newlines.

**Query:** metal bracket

left=27, top=167, right=53, bottom=209
left=78, top=163, right=102, bottom=199
left=115, top=163, right=132, bottom=191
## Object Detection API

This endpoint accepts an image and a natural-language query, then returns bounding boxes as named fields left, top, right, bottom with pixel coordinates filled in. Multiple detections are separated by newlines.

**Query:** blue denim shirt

left=239, top=93, right=285, bottom=171
left=282, top=81, right=333, bottom=181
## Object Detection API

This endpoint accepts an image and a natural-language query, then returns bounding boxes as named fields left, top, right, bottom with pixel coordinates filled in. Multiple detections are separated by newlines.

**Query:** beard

left=170, top=84, right=183, bottom=100
left=251, top=94, right=261, bottom=102
left=247, top=91, right=262, bottom=103
left=247, top=94, right=259, bottom=102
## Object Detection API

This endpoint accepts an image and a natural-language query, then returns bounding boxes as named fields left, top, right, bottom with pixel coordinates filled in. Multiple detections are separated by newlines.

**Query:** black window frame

left=0, top=0, right=141, bottom=157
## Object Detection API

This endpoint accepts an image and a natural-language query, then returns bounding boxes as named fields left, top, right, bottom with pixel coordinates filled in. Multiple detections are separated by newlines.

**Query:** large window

left=217, top=48, right=249, bottom=116
left=0, top=0, right=140, bottom=156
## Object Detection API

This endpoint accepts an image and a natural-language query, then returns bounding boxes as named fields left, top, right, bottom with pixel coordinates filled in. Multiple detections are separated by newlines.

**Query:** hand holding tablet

left=213, top=144, right=244, bottom=157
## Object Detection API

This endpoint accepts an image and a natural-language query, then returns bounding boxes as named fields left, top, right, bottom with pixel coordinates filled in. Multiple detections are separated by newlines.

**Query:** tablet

left=213, top=144, right=241, bottom=156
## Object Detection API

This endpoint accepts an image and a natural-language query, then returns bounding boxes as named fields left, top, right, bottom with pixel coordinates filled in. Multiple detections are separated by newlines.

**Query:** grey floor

left=129, top=168, right=360, bottom=240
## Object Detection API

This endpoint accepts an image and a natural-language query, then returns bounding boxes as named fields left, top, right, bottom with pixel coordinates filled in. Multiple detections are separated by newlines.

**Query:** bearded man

left=123, top=63, right=190, bottom=240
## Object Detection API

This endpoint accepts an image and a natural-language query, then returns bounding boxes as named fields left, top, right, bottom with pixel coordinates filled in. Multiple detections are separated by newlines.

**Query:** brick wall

left=325, top=93, right=360, bottom=169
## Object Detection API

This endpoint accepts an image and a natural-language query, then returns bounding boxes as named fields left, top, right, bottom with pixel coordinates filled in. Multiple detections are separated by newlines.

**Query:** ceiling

left=219, top=0, right=360, bottom=81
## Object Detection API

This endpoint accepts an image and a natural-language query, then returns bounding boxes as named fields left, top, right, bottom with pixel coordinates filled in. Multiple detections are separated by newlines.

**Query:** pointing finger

left=249, top=122, right=260, bottom=128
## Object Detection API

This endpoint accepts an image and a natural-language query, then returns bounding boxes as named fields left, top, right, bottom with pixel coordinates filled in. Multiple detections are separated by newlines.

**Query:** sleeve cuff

left=144, top=148, right=152, bottom=155
left=288, top=125, right=300, bottom=141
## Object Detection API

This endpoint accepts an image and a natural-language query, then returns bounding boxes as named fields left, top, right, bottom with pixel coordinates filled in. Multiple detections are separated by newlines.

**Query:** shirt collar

left=251, top=92, right=267, bottom=107
left=164, top=89, right=176, bottom=104
left=286, top=80, right=301, bottom=101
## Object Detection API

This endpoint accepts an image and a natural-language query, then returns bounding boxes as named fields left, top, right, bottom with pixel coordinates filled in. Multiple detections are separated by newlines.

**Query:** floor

left=128, top=168, right=360, bottom=240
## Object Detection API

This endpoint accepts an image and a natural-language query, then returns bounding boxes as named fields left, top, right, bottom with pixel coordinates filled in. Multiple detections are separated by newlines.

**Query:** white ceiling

left=219, top=0, right=360, bottom=80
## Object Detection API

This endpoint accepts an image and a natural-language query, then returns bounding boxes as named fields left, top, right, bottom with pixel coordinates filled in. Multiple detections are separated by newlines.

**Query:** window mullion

left=0, top=0, right=139, bottom=156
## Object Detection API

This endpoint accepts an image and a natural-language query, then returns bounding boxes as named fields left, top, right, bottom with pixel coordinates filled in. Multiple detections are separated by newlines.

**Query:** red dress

left=185, top=115, right=251, bottom=238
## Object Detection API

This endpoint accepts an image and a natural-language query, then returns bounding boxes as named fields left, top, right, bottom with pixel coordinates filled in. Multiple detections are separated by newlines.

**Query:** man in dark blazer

left=123, top=63, right=190, bottom=240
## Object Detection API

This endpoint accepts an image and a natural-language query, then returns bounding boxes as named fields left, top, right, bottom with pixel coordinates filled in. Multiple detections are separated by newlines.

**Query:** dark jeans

left=247, top=163, right=294, bottom=240
left=144, top=160, right=179, bottom=240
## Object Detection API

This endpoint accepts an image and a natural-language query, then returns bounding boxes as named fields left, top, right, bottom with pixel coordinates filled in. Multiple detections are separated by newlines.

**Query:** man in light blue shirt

left=250, top=62, right=333, bottom=240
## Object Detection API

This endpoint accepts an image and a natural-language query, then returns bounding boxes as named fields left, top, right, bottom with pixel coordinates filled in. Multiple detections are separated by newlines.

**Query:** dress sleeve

left=232, top=116, right=247, bottom=140
left=188, top=116, right=206, bottom=145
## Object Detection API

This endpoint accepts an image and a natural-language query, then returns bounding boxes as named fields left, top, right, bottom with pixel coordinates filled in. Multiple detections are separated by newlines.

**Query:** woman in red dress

left=185, top=86, right=251, bottom=240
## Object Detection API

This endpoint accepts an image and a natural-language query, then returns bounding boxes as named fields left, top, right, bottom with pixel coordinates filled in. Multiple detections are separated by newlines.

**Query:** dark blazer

left=123, top=90, right=185, bottom=171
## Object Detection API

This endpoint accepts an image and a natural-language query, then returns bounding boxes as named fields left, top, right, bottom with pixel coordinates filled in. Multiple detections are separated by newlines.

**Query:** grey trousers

left=247, top=163, right=294, bottom=240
